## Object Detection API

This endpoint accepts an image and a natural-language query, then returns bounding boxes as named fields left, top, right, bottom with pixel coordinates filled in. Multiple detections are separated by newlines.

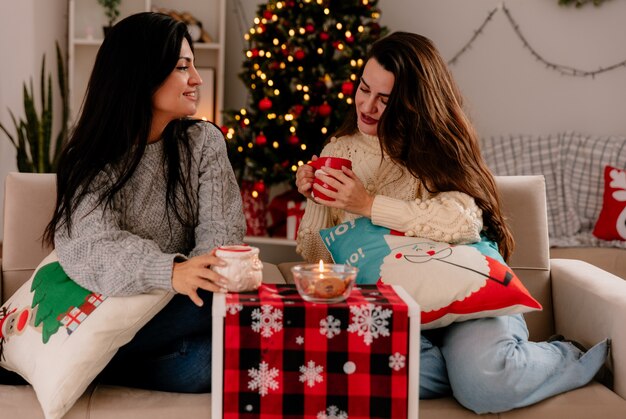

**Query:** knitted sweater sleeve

left=371, top=191, right=483, bottom=244
left=54, top=175, right=179, bottom=297
left=296, top=198, right=333, bottom=263
left=189, top=124, right=246, bottom=256
left=296, top=142, right=341, bottom=263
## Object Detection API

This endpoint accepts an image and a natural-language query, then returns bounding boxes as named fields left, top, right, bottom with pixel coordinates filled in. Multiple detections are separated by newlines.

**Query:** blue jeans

left=420, top=314, right=609, bottom=413
left=98, top=290, right=213, bottom=393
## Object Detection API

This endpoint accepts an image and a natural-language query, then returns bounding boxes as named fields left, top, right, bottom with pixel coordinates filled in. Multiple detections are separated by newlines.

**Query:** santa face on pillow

left=380, top=236, right=491, bottom=313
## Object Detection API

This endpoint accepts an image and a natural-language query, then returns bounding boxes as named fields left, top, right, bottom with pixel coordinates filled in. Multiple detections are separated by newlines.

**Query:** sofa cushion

left=319, top=217, right=541, bottom=330
left=481, top=133, right=626, bottom=249
left=593, top=165, right=626, bottom=242
left=0, top=251, right=173, bottom=419
left=480, top=134, right=579, bottom=241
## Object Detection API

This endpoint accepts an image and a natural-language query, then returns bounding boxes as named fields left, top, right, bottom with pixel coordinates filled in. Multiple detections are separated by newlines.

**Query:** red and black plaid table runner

left=222, top=284, right=410, bottom=419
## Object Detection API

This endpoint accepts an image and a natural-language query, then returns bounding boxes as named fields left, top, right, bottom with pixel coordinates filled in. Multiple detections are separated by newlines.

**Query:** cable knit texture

left=55, top=122, right=246, bottom=296
left=296, top=132, right=483, bottom=263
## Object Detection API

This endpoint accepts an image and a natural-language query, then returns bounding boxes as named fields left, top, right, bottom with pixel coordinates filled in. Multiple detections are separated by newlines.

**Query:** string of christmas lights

left=447, top=2, right=626, bottom=78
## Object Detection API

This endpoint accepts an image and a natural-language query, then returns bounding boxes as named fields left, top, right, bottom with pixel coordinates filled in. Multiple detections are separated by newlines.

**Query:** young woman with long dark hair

left=295, top=31, right=608, bottom=413
left=42, top=12, right=246, bottom=392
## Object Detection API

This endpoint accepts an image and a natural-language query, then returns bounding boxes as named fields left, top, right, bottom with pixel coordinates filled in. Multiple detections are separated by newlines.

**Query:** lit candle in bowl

left=291, top=261, right=358, bottom=303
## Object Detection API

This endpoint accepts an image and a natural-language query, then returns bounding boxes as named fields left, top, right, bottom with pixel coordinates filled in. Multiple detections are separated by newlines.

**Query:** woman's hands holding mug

left=295, top=155, right=374, bottom=217
left=172, top=248, right=229, bottom=307
left=314, top=165, right=374, bottom=217
left=295, top=155, right=317, bottom=200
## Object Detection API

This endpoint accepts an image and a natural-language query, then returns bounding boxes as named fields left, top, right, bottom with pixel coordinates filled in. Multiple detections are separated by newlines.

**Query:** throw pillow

left=320, top=217, right=542, bottom=329
left=0, top=251, right=173, bottom=419
left=592, top=165, right=626, bottom=241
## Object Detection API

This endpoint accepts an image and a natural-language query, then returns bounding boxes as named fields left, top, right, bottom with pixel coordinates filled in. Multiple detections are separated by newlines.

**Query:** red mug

left=308, top=157, right=352, bottom=201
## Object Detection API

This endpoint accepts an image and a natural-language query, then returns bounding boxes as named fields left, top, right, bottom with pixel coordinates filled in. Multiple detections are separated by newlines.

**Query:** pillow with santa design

left=592, top=165, right=626, bottom=241
left=320, top=217, right=541, bottom=330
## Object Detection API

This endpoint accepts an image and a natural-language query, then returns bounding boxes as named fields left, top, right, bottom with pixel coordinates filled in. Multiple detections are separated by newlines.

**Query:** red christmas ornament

left=253, top=180, right=266, bottom=194
left=345, top=35, right=355, bottom=44
left=255, top=133, right=267, bottom=146
left=251, top=48, right=259, bottom=58
left=305, top=23, right=315, bottom=33
left=341, top=81, right=354, bottom=96
left=288, top=135, right=299, bottom=145
left=294, top=49, right=306, bottom=60
left=332, top=41, right=342, bottom=49
left=259, top=97, right=273, bottom=111
left=318, top=102, right=332, bottom=117
left=319, top=32, right=330, bottom=41
left=220, top=125, right=229, bottom=135
left=291, top=104, right=304, bottom=117
left=263, top=10, right=273, bottom=20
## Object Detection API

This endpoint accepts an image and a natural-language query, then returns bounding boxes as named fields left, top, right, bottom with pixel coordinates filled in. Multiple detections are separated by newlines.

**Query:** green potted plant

left=0, top=42, right=69, bottom=173
left=97, top=0, right=122, bottom=35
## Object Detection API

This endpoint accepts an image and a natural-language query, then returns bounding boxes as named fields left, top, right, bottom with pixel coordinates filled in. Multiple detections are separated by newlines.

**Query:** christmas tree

left=223, top=0, right=387, bottom=190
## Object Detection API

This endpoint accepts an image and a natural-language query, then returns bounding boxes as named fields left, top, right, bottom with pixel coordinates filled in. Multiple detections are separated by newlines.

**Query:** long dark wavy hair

left=44, top=12, right=199, bottom=246
left=334, top=32, right=514, bottom=261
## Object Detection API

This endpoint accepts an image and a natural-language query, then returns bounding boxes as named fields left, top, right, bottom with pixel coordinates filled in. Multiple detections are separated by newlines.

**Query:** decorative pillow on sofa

left=320, top=217, right=541, bottom=329
left=592, top=165, right=626, bottom=241
left=0, top=251, right=173, bottom=419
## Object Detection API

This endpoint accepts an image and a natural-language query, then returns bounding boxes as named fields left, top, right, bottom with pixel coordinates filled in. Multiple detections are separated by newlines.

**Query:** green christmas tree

left=31, top=261, right=91, bottom=343
left=223, top=0, right=387, bottom=189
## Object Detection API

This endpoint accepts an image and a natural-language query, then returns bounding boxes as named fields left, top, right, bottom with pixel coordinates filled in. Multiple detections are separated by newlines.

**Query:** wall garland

left=447, top=2, right=626, bottom=78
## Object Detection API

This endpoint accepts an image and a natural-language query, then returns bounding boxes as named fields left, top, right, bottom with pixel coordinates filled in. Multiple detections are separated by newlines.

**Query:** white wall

left=224, top=0, right=626, bottom=138
left=2, top=0, right=625, bottom=241
left=379, top=0, right=626, bottom=138
left=0, top=0, right=67, bottom=240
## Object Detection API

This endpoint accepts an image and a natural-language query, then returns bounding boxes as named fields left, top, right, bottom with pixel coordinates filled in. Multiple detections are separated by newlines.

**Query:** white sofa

left=481, top=132, right=626, bottom=279
left=2, top=173, right=626, bottom=418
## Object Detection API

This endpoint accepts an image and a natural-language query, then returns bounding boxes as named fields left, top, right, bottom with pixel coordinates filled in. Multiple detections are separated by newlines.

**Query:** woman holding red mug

left=294, top=32, right=608, bottom=414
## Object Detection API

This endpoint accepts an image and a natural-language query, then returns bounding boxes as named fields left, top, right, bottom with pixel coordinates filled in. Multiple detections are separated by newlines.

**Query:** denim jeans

left=98, top=290, right=214, bottom=393
left=419, top=314, right=609, bottom=413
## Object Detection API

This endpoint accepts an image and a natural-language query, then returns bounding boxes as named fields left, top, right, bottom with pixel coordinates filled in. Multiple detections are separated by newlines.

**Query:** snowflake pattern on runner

left=319, top=315, right=341, bottom=339
left=389, top=352, right=406, bottom=371
left=248, top=361, right=280, bottom=396
left=317, top=405, right=348, bottom=419
left=226, top=303, right=243, bottom=315
left=296, top=335, right=304, bottom=345
left=251, top=304, right=283, bottom=337
left=299, top=360, right=324, bottom=388
left=347, top=303, right=392, bottom=346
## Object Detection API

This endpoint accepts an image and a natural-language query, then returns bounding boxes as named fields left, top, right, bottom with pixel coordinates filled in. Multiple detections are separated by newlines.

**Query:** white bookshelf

left=67, top=0, right=226, bottom=124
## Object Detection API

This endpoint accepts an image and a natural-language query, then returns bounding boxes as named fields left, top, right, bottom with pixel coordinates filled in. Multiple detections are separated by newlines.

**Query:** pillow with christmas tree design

left=320, top=217, right=541, bottom=330
left=0, top=251, right=173, bottom=419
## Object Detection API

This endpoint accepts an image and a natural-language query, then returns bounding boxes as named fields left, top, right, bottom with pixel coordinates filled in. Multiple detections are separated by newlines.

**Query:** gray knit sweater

left=55, top=122, right=246, bottom=296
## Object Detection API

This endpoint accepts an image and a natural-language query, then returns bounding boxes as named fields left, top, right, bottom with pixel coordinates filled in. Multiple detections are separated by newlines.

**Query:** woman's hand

left=312, top=166, right=375, bottom=217
left=171, top=249, right=229, bottom=307
left=295, top=155, right=318, bottom=200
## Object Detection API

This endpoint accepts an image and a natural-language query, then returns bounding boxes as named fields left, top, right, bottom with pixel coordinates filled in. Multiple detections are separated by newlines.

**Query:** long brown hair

left=335, top=32, right=514, bottom=261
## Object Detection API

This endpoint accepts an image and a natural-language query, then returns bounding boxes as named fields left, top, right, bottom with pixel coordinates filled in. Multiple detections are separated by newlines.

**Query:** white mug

left=211, top=245, right=263, bottom=292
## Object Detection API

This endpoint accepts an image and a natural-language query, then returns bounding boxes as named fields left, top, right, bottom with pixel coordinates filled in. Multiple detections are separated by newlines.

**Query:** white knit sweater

left=296, top=132, right=483, bottom=263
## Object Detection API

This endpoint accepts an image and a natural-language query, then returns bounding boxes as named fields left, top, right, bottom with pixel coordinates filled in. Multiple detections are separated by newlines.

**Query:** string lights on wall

left=447, top=2, right=626, bottom=78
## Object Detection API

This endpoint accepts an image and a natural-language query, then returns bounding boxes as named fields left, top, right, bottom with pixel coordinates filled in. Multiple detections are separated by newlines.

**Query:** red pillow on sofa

left=593, top=165, right=626, bottom=241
